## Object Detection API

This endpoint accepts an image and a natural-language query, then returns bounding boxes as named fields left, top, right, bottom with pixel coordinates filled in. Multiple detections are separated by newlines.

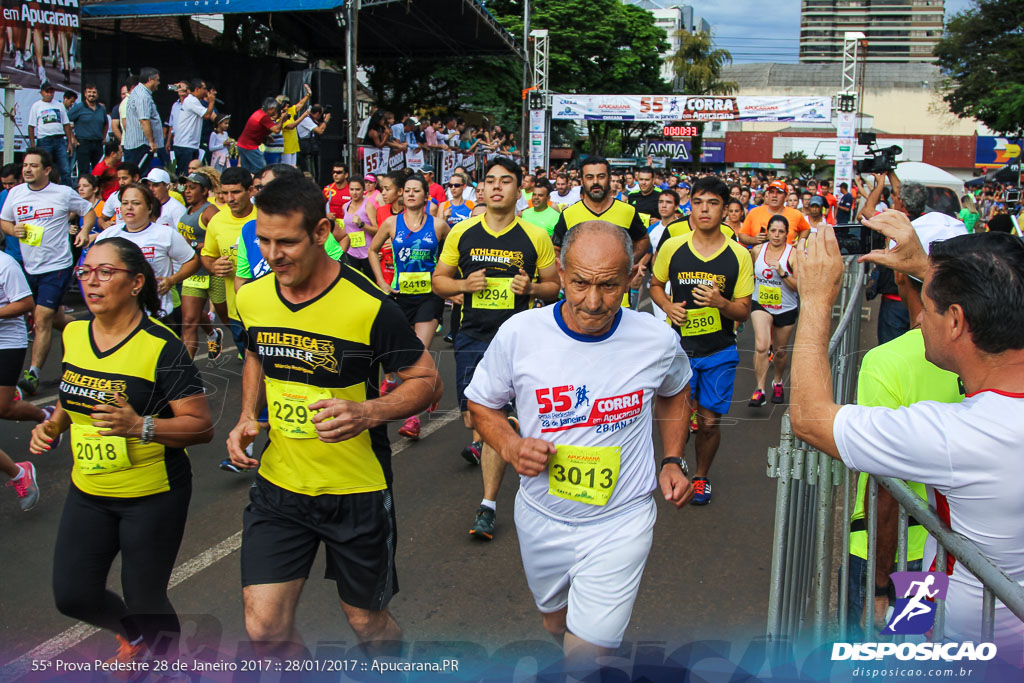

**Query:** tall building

left=800, top=0, right=945, bottom=63
left=623, top=1, right=711, bottom=86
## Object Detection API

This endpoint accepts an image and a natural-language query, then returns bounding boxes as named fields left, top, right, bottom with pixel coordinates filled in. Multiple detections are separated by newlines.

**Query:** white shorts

left=514, top=491, right=656, bottom=649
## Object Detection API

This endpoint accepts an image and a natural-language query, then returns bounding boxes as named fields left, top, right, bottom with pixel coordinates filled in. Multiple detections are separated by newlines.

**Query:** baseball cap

left=186, top=172, right=211, bottom=189
left=421, top=164, right=435, bottom=174
left=364, top=173, right=377, bottom=183
left=406, top=116, right=420, bottom=126
left=767, top=180, right=788, bottom=193
left=894, top=212, right=970, bottom=281
left=808, top=195, right=825, bottom=208
left=144, top=168, right=171, bottom=185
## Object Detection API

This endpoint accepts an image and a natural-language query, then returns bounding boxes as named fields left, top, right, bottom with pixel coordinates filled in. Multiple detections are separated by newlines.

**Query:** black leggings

left=53, top=482, right=192, bottom=657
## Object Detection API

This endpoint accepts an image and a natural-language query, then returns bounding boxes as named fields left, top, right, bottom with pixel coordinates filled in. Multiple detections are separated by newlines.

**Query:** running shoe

left=772, top=381, right=785, bottom=404
left=17, top=369, right=38, bottom=397
left=41, top=406, right=61, bottom=449
left=398, top=415, right=421, bottom=440
left=14, top=50, right=24, bottom=70
left=443, top=332, right=454, bottom=344
left=691, top=477, right=712, bottom=505
left=749, top=389, right=766, bottom=407
left=768, top=345, right=774, bottom=363
left=436, top=323, right=443, bottom=334
left=13, top=387, right=22, bottom=402
left=427, top=400, right=439, bottom=413
left=6, top=462, right=39, bottom=511
left=380, top=377, right=398, bottom=396
left=689, top=409, right=698, bottom=433
left=461, top=440, right=482, bottom=466
left=105, top=634, right=147, bottom=681
left=206, top=328, right=224, bottom=360
left=219, top=459, right=243, bottom=473
left=469, top=505, right=495, bottom=541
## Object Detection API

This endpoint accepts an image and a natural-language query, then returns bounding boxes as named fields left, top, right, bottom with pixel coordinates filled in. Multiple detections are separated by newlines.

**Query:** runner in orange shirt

left=739, top=180, right=810, bottom=246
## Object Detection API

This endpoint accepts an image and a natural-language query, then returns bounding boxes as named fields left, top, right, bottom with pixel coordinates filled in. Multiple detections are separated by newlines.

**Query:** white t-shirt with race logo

left=27, top=99, right=70, bottom=138
left=95, top=222, right=195, bottom=317
left=834, top=392, right=1024, bottom=661
left=0, top=251, right=32, bottom=349
left=157, top=197, right=187, bottom=232
left=0, top=182, right=93, bottom=275
left=101, top=189, right=124, bottom=225
left=466, top=303, right=692, bottom=521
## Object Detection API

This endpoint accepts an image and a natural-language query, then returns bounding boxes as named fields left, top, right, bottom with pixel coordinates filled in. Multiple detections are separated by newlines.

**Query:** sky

left=687, top=0, right=975, bottom=64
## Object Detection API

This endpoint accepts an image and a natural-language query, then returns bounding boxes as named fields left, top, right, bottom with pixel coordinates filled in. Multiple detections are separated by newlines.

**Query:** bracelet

left=660, top=456, right=688, bottom=476
left=140, top=415, right=156, bottom=444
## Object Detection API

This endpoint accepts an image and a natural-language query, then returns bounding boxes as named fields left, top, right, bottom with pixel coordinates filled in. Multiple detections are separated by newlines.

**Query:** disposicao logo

left=831, top=571, right=997, bottom=662
left=883, top=571, right=948, bottom=635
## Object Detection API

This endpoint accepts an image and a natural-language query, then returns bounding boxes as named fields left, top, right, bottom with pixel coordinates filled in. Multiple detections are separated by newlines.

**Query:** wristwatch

left=660, top=456, right=689, bottom=476
left=140, top=415, right=156, bottom=444
left=779, top=270, right=789, bottom=279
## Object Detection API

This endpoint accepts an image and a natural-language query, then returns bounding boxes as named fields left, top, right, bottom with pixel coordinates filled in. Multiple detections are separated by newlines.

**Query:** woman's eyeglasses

left=74, top=265, right=131, bottom=282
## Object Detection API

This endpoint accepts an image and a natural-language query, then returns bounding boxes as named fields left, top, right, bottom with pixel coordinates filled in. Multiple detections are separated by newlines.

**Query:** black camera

left=833, top=222, right=886, bottom=256
left=854, top=133, right=902, bottom=175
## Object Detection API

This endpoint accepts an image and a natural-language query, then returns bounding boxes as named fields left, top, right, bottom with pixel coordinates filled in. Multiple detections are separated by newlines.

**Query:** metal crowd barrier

left=356, top=146, right=520, bottom=182
left=765, top=258, right=1024, bottom=649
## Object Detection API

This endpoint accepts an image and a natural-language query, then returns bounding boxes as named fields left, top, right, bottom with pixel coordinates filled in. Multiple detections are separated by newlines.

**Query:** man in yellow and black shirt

left=552, top=156, right=650, bottom=260
left=650, top=176, right=753, bottom=506
left=226, top=176, right=442, bottom=657
left=656, top=215, right=737, bottom=250
left=433, top=157, right=560, bottom=541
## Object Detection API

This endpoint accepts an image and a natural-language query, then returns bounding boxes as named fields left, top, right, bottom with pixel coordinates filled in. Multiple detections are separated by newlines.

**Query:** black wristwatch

left=660, top=457, right=688, bottom=476
left=779, top=270, right=789, bottom=279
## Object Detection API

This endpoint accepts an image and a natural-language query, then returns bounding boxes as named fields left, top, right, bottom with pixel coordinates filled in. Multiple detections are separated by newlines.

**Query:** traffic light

left=837, top=93, right=857, bottom=113
left=528, top=90, right=544, bottom=110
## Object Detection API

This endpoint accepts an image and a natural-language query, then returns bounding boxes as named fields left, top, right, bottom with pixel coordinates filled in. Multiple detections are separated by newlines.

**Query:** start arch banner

left=551, top=95, right=831, bottom=123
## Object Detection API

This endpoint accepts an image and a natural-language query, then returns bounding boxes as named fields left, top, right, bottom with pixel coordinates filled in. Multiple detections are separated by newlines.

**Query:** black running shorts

left=241, top=476, right=399, bottom=610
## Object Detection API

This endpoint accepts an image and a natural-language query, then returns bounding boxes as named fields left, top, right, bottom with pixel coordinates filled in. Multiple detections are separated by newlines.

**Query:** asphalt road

left=0, top=300, right=808, bottom=680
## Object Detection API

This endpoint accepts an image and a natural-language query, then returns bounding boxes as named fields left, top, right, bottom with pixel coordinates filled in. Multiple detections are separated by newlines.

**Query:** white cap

left=902, top=212, right=969, bottom=281
left=144, top=167, right=171, bottom=184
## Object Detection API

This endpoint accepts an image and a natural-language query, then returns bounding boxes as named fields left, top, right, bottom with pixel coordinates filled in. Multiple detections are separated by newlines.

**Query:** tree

left=669, top=30, right=736, bottom=170
left=933, top=0, right=1024, bottom=137
left=359, top=0, right=669, bottom=153
left=670, top=30, right=737, bottom=96
left=479, top=0, right=670, bottom=154
left=362, top=57, right=521, bottom=128
left=783, top=151, right=814, bottom=179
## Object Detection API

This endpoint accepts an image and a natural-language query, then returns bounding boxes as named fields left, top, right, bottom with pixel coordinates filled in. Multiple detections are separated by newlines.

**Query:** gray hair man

left=466, top=220, right=694, bottom=674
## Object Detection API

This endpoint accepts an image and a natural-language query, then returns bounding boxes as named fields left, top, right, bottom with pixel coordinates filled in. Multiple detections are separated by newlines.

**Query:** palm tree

left=671, top=30, right=737, bottom=169
left=671, top=30, right=737, bottom=96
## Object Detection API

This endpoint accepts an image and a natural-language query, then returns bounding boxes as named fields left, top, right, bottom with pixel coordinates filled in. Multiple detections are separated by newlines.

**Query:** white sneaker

left=37, top=64, right=46, bottom=84
left=13, top=51, right=24, bottom=70
left=58, top=56, right=65, bottom=72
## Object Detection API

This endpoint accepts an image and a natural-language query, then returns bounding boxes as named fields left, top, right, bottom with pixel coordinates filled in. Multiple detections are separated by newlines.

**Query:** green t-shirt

left=958, top=208, right=978, bottom=234
left=849, top=328, right=964, bottom=560
left=235, top=232, right=344, bottom=279
left=521, top=206, right=561, bottom=237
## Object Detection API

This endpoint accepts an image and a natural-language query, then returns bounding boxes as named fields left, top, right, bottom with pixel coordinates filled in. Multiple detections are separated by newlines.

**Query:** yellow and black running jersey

left=656, top=218, right=736, bottom=250
left=235, top=264, right=424, bottom=496
left=551, top=198, right=648, bottom=248
left=60, top=317, right=205, bottom=498
left=439, top=214, right=555, bottom=342
left=653, top=232, right=754, bottom=358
